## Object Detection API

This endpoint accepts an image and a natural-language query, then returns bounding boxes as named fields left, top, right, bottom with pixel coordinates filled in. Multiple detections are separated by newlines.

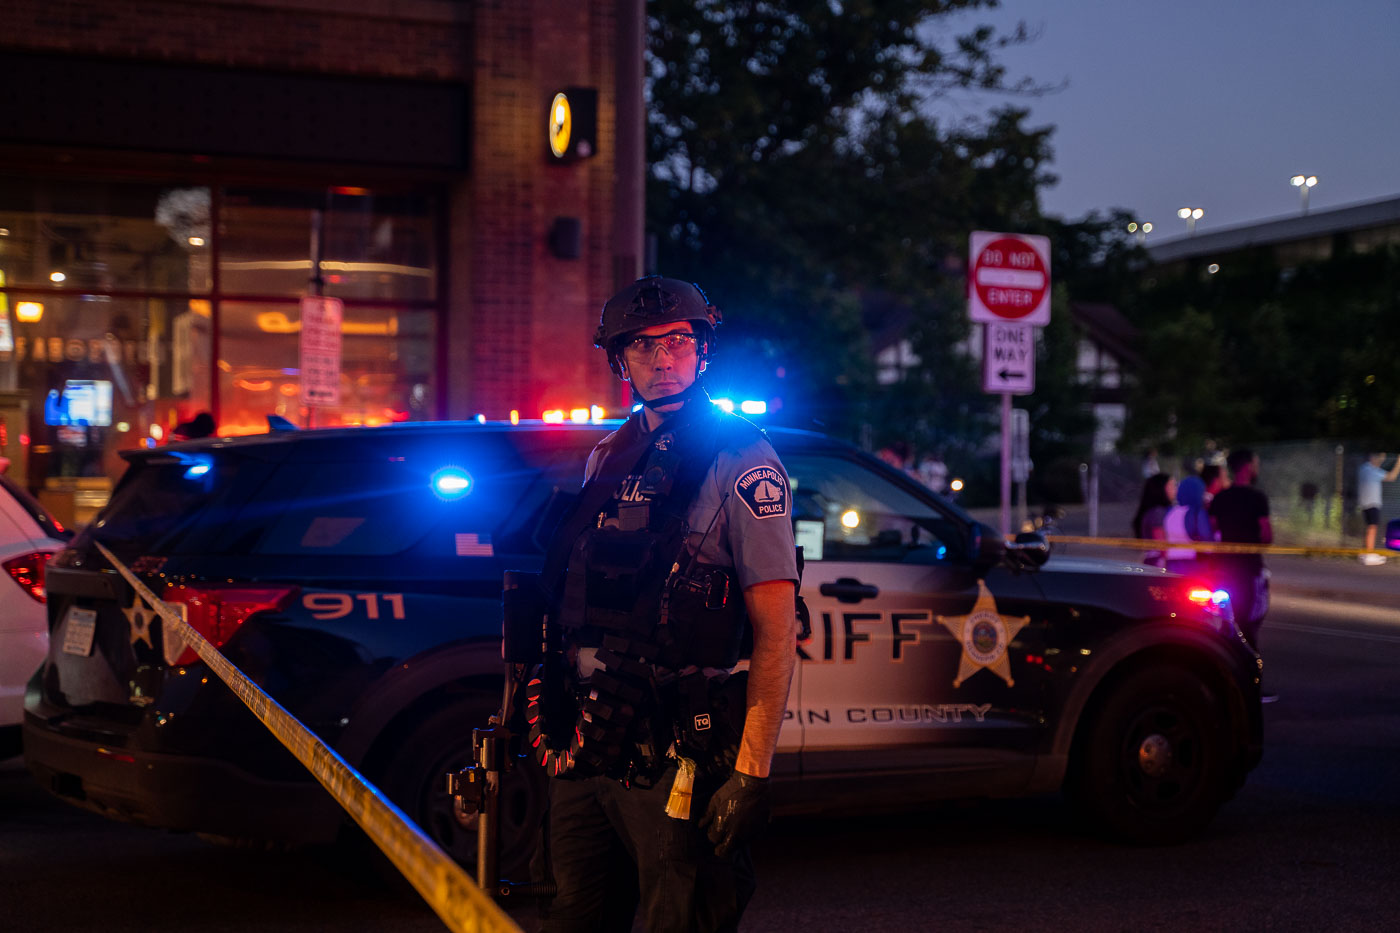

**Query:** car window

left=784, top=453, right=966, bottom=563
left=86, top=453, right=274, bottom=555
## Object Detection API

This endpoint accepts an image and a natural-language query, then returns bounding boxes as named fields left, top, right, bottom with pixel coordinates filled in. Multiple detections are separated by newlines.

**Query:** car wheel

left=376, top=698, right=547, bottom=880
left=1071, top=665, right=1231, bottom=844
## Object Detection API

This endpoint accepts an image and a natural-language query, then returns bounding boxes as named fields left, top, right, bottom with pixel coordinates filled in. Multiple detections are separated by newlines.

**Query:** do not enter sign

left=968, top=231, right=1051, bottom=326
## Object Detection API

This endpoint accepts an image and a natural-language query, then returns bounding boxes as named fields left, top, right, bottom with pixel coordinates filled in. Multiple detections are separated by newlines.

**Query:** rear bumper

left=22, top=710, right=342, bottom=844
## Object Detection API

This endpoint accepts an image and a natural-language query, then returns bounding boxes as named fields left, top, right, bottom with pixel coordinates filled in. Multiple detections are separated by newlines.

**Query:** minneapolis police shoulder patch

left=735, top=465, right=788, bottom=519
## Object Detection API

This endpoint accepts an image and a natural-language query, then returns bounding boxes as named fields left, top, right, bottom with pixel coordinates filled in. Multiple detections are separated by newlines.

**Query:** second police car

left=23, top=419, right=1263, bottom=873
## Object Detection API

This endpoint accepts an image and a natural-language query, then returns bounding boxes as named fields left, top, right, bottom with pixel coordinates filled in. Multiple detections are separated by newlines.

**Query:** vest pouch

left=501, top=570, right=547, bottom=663
left=670, top=670, right=748, bottom=778
left=577, top=528, right=678, bottom=638
left=666, top=563, right=747, bottom=669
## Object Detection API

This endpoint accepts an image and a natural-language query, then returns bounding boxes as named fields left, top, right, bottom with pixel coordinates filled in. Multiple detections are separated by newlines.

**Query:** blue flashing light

left=1211, top=589, right=1231, bottom=607
left=432, top=467, right=473, bottom=500
left=740, top=399, right=767, bottom=415
left=711, top=398, right=735, bottom=413
left=183, top=462, right=211, bottom=480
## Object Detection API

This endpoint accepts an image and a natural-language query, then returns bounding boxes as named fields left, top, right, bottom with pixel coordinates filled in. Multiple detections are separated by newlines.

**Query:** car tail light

left=4, top=550, right=57, bottom=602
left=160, top=583, right=297, bottom=666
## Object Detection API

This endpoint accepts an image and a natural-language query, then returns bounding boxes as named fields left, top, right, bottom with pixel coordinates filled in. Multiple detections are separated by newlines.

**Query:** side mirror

left=1007, top=530, right=1050, bottom=567
left=970, top=521, right=1006, bottom=567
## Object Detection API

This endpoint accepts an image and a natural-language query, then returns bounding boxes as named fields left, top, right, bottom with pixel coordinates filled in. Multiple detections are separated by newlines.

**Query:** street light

left=1177, top=207, right=1204, bottom=235
left=1127, top=221, right=1154, bottom=245
left=1290, top=174, right=1318, bottom=214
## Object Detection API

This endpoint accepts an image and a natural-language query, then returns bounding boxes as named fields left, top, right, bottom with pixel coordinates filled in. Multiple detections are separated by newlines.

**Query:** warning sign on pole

left=968, top=231, right=1051, bottom=326
left=300, top=296, right=343, bottom=407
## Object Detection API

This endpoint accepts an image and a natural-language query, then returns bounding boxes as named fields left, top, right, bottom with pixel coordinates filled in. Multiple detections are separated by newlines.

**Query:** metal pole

left=476, top=730, right=501, bottom=891
left=1336, top=443, right=1345, bottom=544
left=1088, top=457, right=1100, bottom=538
left=306, top=204, right=326, bottom=429
left=1000, top=392, right=1011, bottom=538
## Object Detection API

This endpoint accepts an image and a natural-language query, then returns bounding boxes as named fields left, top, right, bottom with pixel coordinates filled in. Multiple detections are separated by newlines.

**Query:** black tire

left=1071, top=665, right=1232, bottom=845
left=376, top=698, right=547, bottom=879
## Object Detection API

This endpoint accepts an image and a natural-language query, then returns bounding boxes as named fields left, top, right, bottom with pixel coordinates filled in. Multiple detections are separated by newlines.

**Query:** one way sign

left=982, top=322, right=1035, bottom=395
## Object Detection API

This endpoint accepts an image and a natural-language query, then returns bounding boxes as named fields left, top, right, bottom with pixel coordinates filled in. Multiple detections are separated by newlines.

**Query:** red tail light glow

left=160, top=583, right=297, bottom=666
left=4, top=550, right=57, bottom=602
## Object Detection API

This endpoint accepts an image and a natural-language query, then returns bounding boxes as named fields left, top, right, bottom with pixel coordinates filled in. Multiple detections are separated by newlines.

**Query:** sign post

left=969, top=231, right=1051, bottom=537
left=300, top=295, right=343, bottom=414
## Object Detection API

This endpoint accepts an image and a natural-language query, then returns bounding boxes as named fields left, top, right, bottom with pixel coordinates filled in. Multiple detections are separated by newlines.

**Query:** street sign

left=300, top=295, right=343, bottom=406
left=969, top=231, right=1051, bottom=326
left=982, top=321, right=1036, bottom=395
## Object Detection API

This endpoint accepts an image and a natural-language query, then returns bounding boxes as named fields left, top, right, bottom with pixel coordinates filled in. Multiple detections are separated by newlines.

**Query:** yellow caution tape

left=95, top=542, right=521, bottom=933
left=1042, top=533, right=1392, bottom=559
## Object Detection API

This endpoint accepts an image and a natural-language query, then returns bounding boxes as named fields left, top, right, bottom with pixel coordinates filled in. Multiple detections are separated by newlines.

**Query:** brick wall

left=459, top=0, right=623, bottom=419
left=0, top=0, right=473, bottom=80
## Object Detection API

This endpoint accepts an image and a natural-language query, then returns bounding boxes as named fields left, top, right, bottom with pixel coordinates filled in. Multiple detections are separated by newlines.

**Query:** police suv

left=24, top=421, right=1263, bottom=872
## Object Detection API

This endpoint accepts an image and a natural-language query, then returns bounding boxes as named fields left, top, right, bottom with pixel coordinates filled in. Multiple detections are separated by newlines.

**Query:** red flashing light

left=4, top=550, right=56, bottom=602
left=161, top=583, right=297, bottom=666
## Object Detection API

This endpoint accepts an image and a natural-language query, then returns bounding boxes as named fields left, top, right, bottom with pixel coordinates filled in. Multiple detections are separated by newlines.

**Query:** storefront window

left=0, top=176, right=441, bottom=525
left=219, top=188, right=436, bottom=300
left=0, top=293, right=208, bottom=523
left=218, top=302, right=435, bottom=435
left=0, top=178, right=212, bottom=293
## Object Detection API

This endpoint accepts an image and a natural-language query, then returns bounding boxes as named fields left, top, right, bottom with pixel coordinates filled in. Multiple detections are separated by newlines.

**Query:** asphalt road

left=4, top=593, right=1399, bottom=933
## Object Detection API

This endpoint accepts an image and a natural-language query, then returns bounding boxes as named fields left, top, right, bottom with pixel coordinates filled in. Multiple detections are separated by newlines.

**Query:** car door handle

left=819, top=578, right=880, bottom=603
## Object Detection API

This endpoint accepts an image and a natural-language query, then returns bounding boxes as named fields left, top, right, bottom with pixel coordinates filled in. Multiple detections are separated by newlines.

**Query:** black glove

left=699, top=770, right=771, bottom=858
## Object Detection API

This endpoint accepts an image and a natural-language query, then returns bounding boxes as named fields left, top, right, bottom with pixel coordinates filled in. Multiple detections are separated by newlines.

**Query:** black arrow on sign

left=998, top=368, right=1026, bottom=381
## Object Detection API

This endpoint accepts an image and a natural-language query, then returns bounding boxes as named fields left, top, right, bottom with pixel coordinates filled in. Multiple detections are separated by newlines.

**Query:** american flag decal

left=455, top=533, right=495, bottom=557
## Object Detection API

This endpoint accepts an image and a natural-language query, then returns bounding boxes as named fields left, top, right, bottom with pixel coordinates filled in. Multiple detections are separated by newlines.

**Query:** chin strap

left=634, top=379, right=709, bottom=411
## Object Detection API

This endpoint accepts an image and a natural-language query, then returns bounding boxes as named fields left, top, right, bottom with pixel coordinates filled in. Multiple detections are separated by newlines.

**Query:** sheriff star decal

left=123, top=592, right=159, bottom=649
left=937, top=580, right=1029, bottom=688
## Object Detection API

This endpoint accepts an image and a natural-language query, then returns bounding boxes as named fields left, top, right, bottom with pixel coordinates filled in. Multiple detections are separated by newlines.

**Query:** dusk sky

left=940, top=0, right=1400, bottom=241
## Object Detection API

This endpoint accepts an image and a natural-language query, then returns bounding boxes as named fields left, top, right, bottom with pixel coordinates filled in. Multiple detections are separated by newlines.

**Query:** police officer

left=537, top=275, right=798, bottom=932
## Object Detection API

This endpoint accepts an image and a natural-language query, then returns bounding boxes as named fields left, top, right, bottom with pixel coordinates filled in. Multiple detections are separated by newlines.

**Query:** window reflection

left=219, top=188, right=435, bottom=300
left=218, top=302, right=434, bottom=436
left=785, top=455, right=964, bottom=564
left=0, top=178, right=212, bottom=293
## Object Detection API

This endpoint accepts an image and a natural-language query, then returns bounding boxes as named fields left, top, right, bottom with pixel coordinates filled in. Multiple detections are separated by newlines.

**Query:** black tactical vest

left=524, top=403, right=759, bottom=782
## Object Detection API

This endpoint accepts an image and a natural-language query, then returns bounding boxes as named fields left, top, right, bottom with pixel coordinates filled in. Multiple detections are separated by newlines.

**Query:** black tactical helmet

left=594, top=275, right=721, bottom=376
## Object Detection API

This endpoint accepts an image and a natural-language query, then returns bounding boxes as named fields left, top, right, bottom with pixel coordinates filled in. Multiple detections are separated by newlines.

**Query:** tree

left=644, top=0, right=1055, bottom=441
left=1124, top=243, right=1400, bottom=451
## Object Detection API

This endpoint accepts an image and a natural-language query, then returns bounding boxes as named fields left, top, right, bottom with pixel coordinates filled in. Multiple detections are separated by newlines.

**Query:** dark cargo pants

left=539, top=768, right=756, bottom=933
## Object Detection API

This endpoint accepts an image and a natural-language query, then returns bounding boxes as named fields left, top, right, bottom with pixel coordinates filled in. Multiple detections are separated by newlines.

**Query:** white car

left=0, top=473, right=70, bottom=758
